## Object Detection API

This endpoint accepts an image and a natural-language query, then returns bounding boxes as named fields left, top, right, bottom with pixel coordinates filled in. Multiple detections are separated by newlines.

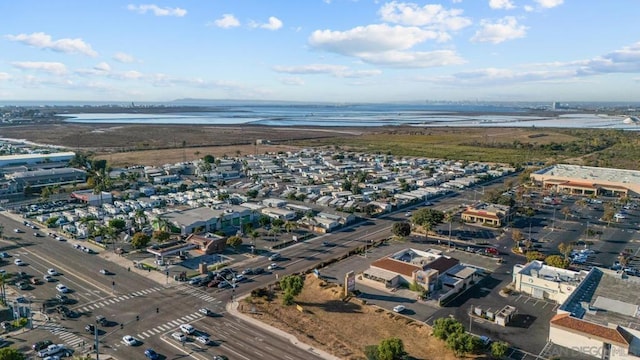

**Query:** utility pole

left=94, top=320, right=99, bottom=360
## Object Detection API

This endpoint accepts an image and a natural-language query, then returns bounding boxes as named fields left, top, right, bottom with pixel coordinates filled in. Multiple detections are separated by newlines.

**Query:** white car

left=47, top=268, right=58, bottom=276
left=55, top=236, right=65, bottom=241
left=171, top=332, right=186, bottom=342
left=393, top=305, right=406, bottom=313
left=13, top=228, right=22, bottom=233
left=122, top=335, right=138, bottom=346
left=55, top=284, right=69, bottom=293
left=179, top=323, right=195, bottom=334
left=196, top=335, right=211, bottom=345
left=14, top=259, right=25, bottom=266
left=267, top=263, right=278, bottom=270
left=199, top=308, right=213, bottom=316
left=43, top=275, right=54, bottom=282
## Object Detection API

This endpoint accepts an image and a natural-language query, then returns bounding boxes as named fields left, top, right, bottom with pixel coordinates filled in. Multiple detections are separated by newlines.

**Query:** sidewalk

left=225, top=295, right=341, bottom=360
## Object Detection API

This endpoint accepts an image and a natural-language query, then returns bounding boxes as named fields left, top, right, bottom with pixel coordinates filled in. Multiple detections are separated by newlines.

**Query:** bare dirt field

left=240, top=275, right=473, bottom=360
left=0, top=123, right=369, bottom=166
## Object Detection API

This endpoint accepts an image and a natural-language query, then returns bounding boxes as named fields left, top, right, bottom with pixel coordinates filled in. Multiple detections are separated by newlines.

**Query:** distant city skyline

left=1, top=0, right=639, bottom=103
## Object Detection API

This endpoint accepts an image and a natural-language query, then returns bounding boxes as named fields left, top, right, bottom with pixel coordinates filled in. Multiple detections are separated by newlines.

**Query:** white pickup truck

left=37, top=344, right=65, bottom=358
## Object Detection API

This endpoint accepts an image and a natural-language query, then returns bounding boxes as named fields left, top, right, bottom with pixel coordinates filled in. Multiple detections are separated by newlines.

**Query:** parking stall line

left=136, top=333, right=146, bottom=339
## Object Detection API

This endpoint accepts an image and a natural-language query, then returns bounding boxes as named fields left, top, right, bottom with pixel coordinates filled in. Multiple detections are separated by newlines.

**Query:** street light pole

left=94, top=320, right=99, bottom=360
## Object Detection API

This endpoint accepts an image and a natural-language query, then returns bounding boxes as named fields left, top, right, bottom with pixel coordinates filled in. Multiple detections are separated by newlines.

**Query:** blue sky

left=1, top=0, right=638, bottom=103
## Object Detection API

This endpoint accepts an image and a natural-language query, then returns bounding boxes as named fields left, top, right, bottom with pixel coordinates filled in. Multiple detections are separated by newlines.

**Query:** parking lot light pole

left=94, top=320, right=99, bottom=360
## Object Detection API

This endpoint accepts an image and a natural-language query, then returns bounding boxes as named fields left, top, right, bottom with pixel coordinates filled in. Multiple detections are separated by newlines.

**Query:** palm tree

left=152, top=216, right=170, bottom=232
left=284, top=221, right=298, bottom=235
left=0, top=272, right=10, bottom=305
left=444, top=211, right=454, bottom=247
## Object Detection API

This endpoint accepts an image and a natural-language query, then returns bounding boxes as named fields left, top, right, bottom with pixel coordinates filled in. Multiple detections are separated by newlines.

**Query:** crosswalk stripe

left=142, top=330, right=153, bottom=337
left=131, top=291, right=142, bottom=296
left=158, top=324, right=171, bottom=330
left=169, top=320, right=181, bottom=326
left=113, top=297, right=121, bottom=302
left=137, top=333, right=146, bottom=339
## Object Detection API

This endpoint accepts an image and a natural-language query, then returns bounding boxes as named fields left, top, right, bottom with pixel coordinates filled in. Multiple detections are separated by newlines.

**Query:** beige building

left=513, top=261, right=586, bottom=303
left=548, top=267, right=640, bottom=359
left=461, top=203, right=513, bottom=227
left=530, top=164, right=640, bottom=197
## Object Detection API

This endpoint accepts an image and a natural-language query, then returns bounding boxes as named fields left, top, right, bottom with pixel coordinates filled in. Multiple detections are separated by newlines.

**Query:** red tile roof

left=371, top=258, right=421, bottom=277
left=550, top=313, right=629, bottom=347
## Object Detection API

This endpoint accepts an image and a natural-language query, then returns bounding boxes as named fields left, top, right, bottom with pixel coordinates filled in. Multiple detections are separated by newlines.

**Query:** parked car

left=253, top=267, right=265, bottom=274
left=393, top=305, right=405, bottom=313
left=213, top=355, right=229, bottom=360
left=16, top=281, right=29, bottom=290
left=268, top=253, right=281, bottom=261
left=43, top=275, right=54, bottom=282
left=144, top=349, right=159, bottom=360
left=99, top=269, right=112, bottom=275
left=30, top=277, right=41, bottom=285
left=85, top=324, right=96, bottom=334
left=196, top=335, right=211, bottom=345
left=179, top=324, right=195, bottom=334
left=13, top=229, right=23, bottom=233
left=55, top=284, right=69, bottom=293
left=14, top=259, right=25, bottom=266
left=47, top=269, right=58, bottom=276
left=0, top=252, right=9, bottom=258
left=171, top=332, right=186, bottom=342
left=96, top=315, right=107, bottom=326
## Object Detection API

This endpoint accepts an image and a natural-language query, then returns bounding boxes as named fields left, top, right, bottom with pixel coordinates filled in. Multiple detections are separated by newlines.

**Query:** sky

left=1, top=0, right=639, bottom=103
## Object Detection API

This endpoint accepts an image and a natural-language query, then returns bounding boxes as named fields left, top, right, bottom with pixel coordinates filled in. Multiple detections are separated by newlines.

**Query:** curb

left=225, top=295, right=341, bottom=360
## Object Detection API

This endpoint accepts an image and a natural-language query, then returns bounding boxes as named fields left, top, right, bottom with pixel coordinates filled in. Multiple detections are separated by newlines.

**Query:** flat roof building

left=549, top=267, right=640, bottom=359
left=531, top=164, right=640, bottom=197
left=0, top=151, right=75, bottom=168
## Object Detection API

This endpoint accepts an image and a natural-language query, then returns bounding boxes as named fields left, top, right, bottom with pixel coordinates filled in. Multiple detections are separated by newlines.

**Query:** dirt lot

left=240, top=275, right=469, bottom=360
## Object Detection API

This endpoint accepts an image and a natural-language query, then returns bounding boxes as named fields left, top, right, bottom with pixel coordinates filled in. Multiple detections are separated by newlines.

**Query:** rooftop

left=534, top=164, right=640, bottom=186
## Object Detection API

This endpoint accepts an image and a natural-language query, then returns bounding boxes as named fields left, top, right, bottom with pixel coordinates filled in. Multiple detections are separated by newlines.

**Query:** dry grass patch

left=241, top=275, right=470, bottom=360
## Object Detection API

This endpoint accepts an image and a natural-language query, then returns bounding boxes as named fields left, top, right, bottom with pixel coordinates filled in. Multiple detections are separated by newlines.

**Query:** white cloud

left=310, top=24, right=440, bottom=54
left=0, top=73, right=11, bottom=81
left=127, top=4, right=187, bottom=17
left=279, top=77, right=305, bottom=86
left=5, top=32, right=97, bottom=57
left=489, top=0, right=516, bottom=10
left=211, top=14, right=240, bottom=29
left=94, top=62, right=111, bottom=72
left=534, top=0, right=563, bottom=9
left=357, top=49, right=465, bottom=68
left=378, top=2, right=472, bottom=31
left=471, top=16, right=527, bottom=44
left=113, top=52, right=137, bottom=63
left=272, top=64, right=382, bottom=78
left=250, top=16, right=283, bottom=31
left=309, top=24, right=462, bottom=67
left=11, top=61, right=67, bottom=75
left=524, top=5, right=534, bottom=12
left=578, top=42, right=640, bottom=75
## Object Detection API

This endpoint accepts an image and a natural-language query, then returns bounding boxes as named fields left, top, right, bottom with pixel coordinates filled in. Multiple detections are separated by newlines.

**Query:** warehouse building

left=531, top=164, right=640, bottom=197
